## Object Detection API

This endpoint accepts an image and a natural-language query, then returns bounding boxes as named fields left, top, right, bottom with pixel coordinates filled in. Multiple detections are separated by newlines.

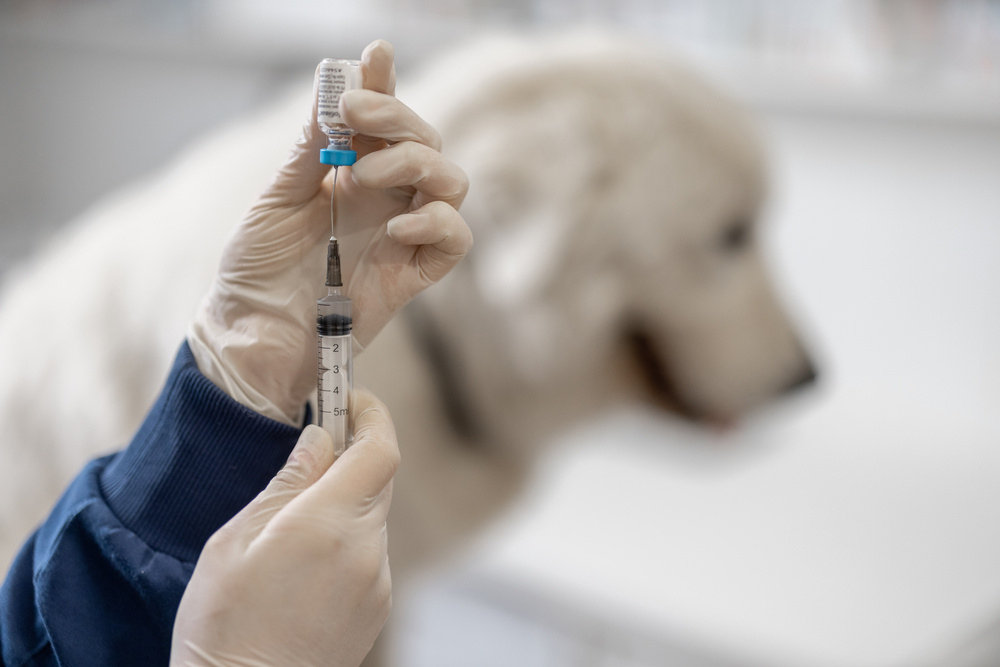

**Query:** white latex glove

left=188, top=39, right=471, bottom=425
left=170, top=389, right=398, bottom=667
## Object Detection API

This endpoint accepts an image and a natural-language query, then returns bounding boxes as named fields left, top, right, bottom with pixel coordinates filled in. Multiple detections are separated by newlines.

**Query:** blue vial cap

left=320, top=149, right=357, bottom=166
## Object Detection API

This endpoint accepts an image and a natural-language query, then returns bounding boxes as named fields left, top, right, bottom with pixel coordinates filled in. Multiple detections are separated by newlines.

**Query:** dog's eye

left=720, top=220, right=753, bottom=253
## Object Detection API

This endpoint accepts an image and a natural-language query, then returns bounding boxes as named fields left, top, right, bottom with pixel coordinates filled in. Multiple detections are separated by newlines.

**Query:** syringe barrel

left=317, top=292, right=353, bottom=455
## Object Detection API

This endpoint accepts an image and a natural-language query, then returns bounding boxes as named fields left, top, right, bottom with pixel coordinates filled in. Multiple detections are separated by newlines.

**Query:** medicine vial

left=317, top=239, right=353, bottom=455
left=318, top=58, right=362, bottom=166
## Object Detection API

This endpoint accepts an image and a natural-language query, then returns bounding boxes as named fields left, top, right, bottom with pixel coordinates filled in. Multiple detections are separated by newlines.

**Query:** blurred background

left=2, top=1, right=1000, bottom=665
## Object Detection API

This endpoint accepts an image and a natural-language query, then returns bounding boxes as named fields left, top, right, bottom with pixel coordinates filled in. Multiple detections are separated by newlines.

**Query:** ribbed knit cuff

left=100, top=341, right=305, bottom=563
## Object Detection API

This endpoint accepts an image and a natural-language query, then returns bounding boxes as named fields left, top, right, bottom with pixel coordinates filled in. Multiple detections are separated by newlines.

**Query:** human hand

left=170, top=389, right=398, bottom=667
left=188, top=39, right=471, bottom=425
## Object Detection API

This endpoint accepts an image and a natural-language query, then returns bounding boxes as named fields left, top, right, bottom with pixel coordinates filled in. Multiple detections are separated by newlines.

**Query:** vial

left=317, top=239, right=353, bottom=455
left=317, top=58, right=362, bottom=167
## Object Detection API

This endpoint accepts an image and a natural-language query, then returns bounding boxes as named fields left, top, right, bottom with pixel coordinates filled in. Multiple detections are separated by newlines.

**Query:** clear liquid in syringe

left=317, top=315, right=352, bottom=454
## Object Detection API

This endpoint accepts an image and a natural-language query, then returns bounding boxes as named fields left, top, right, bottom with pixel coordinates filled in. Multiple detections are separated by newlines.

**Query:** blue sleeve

left=0, top=341, right=304, bottom=667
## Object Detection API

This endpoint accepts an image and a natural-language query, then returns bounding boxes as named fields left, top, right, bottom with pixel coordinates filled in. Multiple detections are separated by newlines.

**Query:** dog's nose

left=783, top=362, right=818, bottom=395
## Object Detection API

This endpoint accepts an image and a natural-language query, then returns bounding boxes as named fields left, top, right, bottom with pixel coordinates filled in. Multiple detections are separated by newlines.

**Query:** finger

left=221, top=425, right=337, bottom=545
left=387, top=200, right=473, bottom=284
left=314, top=389, right=399, bottom=503
left=341, top=90, right=442, bottom=151
left=353, top=40, right=398, bottom=159
left=259, top=64, right=332, bottom=207
left=351, top=141, right=467, bottom=207
left=362, top=39, right=396, bottom=96
left=391, top=202, right=474, bottom=285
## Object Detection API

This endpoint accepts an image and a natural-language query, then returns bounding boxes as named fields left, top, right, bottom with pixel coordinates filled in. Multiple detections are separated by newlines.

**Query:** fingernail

left=290, top=425, right=320, bottom=457
left=287, top=425, right=335, bottom=474
left=386, top=216, right=404, bottom=237
left=301, top=424, right=322, bottom=439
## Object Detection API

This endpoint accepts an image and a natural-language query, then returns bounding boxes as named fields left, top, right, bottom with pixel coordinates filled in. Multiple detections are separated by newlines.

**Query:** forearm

left=0, top=341, right=305, bottom=667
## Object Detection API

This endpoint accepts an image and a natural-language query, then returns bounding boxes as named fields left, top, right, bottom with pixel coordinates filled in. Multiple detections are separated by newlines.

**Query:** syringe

left=315, top=57, right=361, bottom=454
left=317, top=239, right=353, bottom=454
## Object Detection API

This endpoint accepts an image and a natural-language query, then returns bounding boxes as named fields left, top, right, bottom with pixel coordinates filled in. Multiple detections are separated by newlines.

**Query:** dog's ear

left=449, top=119, right=605, bottom=384
left=447, top=182, right=573, bottom=384
left=472, top=209, right=568, bottom=312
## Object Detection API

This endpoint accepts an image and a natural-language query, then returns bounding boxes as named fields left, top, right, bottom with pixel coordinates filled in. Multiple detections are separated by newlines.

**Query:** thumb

left=225, top=425, right=337, bottom=545
left=260, top=65, right=332, bottom=207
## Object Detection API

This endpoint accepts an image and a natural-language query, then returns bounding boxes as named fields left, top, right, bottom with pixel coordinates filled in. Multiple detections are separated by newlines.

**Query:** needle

left=330, top=165, right=338, bottom=239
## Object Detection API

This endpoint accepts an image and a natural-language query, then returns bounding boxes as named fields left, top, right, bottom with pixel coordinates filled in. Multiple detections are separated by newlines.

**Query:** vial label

left=318, top=61, right=358, bottom=125
left=318, top=333, right=352, bottom=453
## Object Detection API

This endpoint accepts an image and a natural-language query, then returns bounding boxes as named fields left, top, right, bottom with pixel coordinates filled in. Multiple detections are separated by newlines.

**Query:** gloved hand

left=188, top=39, right=471, bottom=425
left=170, top=389, right=398, bottom=667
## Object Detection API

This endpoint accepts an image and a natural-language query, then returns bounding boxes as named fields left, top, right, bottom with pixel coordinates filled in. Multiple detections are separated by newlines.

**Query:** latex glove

left=188, top=39, right=471, bottom=426
left=170, top=389, right=398, bottom=667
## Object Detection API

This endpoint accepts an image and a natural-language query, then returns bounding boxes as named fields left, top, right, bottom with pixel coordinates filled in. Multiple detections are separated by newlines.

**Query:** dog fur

left=0, top=32, right=812, bottom=651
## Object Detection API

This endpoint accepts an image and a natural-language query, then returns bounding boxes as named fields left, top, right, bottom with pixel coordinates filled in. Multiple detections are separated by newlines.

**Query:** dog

left=0, top=31, right=814, bottom=659
left=354, top=37, right=815, bottom=663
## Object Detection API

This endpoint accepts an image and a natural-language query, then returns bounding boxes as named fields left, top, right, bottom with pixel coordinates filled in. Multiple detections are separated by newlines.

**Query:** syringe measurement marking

left=318, top=335, right=348, bottom=430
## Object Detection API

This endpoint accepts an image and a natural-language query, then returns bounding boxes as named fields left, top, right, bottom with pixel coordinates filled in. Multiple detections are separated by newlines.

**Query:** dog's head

left=406, top=33, right=815, bottom=445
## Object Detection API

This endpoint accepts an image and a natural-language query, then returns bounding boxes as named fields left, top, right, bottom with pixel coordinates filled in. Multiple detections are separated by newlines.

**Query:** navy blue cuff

left=99, top=341, right=305, bottom=563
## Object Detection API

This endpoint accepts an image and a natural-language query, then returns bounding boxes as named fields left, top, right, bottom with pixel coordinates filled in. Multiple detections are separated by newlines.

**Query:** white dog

left=355, top=33, right=815, bottom=599
left=0, top=32, right=813, bottom=640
